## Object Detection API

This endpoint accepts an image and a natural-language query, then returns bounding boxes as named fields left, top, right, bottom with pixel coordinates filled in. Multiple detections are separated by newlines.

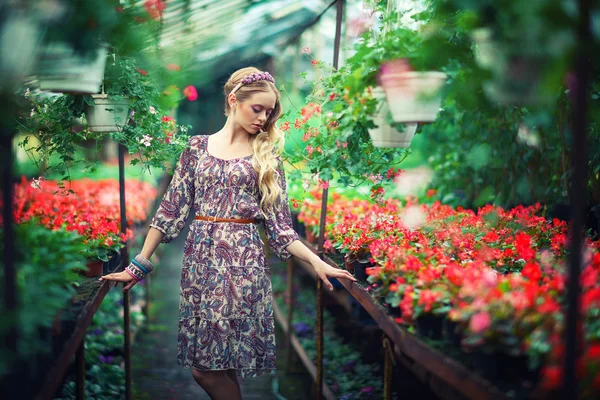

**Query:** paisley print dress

left=149, top=135, right=299, bottom=378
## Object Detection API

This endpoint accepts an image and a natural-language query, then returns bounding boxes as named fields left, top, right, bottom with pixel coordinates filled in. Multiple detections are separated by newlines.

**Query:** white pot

left=84, top=95, right=131, bottom=132
left=379, top=71, right=446, bottom=123
left=37, top=43, right=107, bottom=94
left=368, top=87, right=418, bottom=148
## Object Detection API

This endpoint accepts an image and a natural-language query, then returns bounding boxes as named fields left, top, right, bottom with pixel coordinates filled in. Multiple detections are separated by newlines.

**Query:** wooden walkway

left=131, top=224, right=311, bottom=400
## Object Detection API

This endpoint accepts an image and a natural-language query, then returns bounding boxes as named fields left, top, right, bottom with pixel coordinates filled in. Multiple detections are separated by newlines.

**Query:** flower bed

left=297, top=191, right=600, bottom=396
left=10, top=177, right=157, bottom=261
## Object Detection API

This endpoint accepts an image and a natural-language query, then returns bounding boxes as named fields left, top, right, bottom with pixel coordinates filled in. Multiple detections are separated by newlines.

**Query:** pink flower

left=318, top=180, right=329, bottom=190
left=469, top=311, right=491, bottom=334
left=167, top=63, right=181, bottom=71
left=183, top=85, right=198, bottom=101
left=302, top=46, right=311, bottom=54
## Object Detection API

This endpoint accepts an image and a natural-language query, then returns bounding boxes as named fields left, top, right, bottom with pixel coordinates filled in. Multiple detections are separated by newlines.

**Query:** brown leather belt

left=195, top=215, right=258, bottom=224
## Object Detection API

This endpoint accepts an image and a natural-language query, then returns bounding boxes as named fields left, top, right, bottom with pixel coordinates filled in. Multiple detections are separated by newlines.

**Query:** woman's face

left=234, top=90, right=277, bottom=134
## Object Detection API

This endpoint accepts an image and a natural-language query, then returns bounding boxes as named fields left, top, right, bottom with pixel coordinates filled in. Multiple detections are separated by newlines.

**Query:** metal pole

left=285, top=259, right=296, bottom=370
left=315, top=2, right=345, bottom=399
left=564, top=0, right=590, bottom=398
left=383, top=337, right=394, bottom=400
left=75, top=339, right=85, bottom=400
left=1, top=126, right=19, bottom=398
left=119, top=143, right=132, bottom=400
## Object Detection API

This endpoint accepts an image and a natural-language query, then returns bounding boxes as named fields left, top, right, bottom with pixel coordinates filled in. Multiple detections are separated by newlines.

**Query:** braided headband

left=231, top=71, right=275, bottom=94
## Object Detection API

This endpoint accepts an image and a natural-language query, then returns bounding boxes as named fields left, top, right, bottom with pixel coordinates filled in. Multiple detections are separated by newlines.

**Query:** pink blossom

left=302, top=46, right=311, bottom=54
left=183, top=85, right=198, bottom=101
left=469, top=311, right=491, bottom=334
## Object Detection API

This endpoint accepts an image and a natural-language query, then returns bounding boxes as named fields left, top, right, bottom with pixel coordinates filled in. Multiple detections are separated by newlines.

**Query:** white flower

left=180, top=125, right=187, bottom=132
left=30, top=108, right=35, bottom=117
left=149, top=106, right=157, bottom=114
left=24, top=88, right=31, bottom=98
left=394, top=166, right=433, bottom=197
left=302, top=179, right=311, bottom=191
left=139, top=135, right=153, bottom=147
left=517, top=125, right=540, bottom=148
left=31, top=177, right=43, bottom=189
left=400, top=205, right=427, bottom=230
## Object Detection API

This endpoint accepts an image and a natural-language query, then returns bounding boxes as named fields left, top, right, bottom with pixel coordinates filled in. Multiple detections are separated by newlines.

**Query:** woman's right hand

left=100, top=271, right=138, bottom=293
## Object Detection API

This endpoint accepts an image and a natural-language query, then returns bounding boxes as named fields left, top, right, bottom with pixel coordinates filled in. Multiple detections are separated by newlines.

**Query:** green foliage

left=0, top=222, right=86, bottom=377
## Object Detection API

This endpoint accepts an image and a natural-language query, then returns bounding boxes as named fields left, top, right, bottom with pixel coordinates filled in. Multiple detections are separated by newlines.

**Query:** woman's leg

left=192, top=369, right=242, bottom=400
left=226, top=369, right=241, bottom=389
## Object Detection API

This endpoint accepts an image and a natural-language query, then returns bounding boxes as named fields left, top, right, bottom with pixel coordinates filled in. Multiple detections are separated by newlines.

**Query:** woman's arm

left=286, top=240, right=356, bottom=291
left=139, top=227, right=165, bottom=260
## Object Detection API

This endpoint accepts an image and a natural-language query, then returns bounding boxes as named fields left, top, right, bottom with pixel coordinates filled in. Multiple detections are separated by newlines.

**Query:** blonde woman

left=100, top=67, right=355, bottom=399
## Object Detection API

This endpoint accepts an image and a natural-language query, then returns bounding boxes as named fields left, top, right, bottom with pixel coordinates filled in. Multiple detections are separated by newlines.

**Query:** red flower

left=291, top=199, right=299, bottom=208
left=522, top=261, right=542, bottom=282
left=137, top=68, right=148, bottom=76
left=144, top=0, right=165, bottom=20
left=280, top=121, right=290, bottom=131
left=426, top=189, right=437, bottom=198
left=541, top=365, right=562, bottom=390
left=183, top=85, right=198, bottom=101
left=161, top=116, right=175, bottom=123
left=167, top=63, right=181, bottom=71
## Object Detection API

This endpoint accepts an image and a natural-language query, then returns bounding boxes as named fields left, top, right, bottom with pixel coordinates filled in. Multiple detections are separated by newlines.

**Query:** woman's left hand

left=311, top=258, right=356, bottom=291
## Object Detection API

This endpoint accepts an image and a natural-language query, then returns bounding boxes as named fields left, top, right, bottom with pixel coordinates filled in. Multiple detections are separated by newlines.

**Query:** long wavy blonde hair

left=224, top=67, right=285, bottom=213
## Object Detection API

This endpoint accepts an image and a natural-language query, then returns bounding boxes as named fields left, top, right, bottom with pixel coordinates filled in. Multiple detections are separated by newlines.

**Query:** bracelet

left=126, top=264, right=145, bottom=281
left=125, top=267, right=141, bottom=282
left=133, top=254, right=155, bottom=274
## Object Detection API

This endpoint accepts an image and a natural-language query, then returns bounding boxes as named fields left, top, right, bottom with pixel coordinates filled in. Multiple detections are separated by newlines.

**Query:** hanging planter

left=378, top=60, right=447, bottom=123
left=84, top=94, right=131, bottom=132
left=368, top=87, right=418, bottom=148
left=37, top=43, right=107, bottom=94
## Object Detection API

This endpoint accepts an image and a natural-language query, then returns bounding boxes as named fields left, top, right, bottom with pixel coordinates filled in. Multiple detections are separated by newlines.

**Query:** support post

left=315, top=1, right=344, bottom=398
left=119, top=143, right=132, bottom=400
left=564, top=0, right=590, bottom=398
left=285, top=259, right=296, bottom=370
left=75, top=338, right=85, bottom=400
left=383, top=336, right=395, bottom=400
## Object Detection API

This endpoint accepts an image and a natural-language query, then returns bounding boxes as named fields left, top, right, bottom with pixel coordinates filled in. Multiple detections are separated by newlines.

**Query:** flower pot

left=306, top=230, right=317, bottom=244
left=344, top=255, right=355, bottom=273
left=415, top=314, right=444, bottom=340
left=353, top=261, right=369, bottom=281
left=368, top=87, right=418, bottom=148
left=470, top=350, right=531, bottom=382
left=37, top=43, right=107, bottom=94
left=82, top=259, right=104, bottom=278
left=443, top=319, right=463, bottom=346
left=379, top=66, right=446, bottom=123
left=85, top=94, right=131, bottom=132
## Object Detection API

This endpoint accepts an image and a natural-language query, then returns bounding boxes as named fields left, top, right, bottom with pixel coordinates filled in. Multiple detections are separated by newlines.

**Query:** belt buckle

left=212, top=215, right=217, bottom=222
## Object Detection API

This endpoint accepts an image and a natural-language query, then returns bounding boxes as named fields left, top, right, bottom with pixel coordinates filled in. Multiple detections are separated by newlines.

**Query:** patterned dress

left=149, top=135, right=299, bottom=378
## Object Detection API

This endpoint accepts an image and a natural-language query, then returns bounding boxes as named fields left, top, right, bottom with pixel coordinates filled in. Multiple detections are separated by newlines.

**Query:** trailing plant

left=0, top=221, right=86, bottom=377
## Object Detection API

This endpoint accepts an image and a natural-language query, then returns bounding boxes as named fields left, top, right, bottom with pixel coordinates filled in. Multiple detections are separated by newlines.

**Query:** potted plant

left=367, top=87, right=418, bottom=147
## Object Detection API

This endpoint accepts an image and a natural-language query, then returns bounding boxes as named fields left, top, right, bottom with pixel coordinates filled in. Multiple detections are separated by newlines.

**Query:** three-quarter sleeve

left=149, top=137, right=198, bottom=243
left=263, top=157, right=300, bottom=261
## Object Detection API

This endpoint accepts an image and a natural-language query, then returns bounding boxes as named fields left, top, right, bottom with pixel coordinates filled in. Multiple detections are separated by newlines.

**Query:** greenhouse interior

left=1, top=0, right=599, bottom=399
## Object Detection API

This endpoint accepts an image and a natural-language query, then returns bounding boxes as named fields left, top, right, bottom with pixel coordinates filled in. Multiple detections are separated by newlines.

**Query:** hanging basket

left=379, top=66, right=446, bottom=123
left=84, top=94, right=131, bottom=132
left=368, top=87, right=418, bottom=148
left=37, top=43, right=107, bottom=94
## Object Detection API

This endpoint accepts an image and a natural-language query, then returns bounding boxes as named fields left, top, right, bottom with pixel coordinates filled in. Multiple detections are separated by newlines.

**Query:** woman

left=100, top=67, right=356, bottom=400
